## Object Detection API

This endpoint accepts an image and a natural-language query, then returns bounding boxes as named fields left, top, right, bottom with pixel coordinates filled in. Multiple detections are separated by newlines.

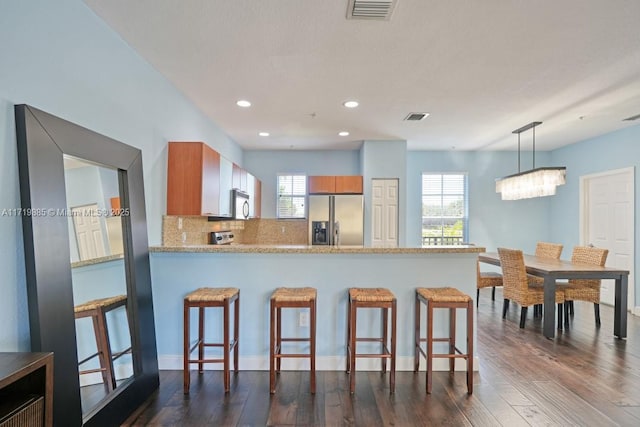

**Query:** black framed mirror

left=15, top=105, right=159, bottom=426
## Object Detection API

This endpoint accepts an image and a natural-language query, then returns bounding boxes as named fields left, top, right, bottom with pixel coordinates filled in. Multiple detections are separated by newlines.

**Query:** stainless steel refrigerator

left=308, top=195, right=364, bottom=246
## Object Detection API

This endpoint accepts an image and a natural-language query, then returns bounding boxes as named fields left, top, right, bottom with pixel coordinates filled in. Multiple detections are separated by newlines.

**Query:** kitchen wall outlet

left=178, top=217, right=183, bottom=230
left=281, top=226, right=285, bottom=234
left=299, top=311, right=309, bottom=327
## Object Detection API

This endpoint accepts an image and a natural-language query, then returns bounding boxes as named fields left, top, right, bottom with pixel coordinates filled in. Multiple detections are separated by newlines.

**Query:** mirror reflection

left=64, top=155, right=134, bottom=415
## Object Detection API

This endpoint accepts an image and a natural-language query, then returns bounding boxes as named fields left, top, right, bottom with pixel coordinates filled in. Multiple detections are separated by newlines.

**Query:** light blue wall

left=64, top=165, right=110, bottom=262
left=0, top=0, right=242, bottom=351
left=361, top=141, right=408, bottom=246
left=406, top=150, right=553, bottom=252
left=550, top=124, right=640, bottom=306
left=245, top=145, right=555, bottom=251
left=244, top=150, right=360, bottom=218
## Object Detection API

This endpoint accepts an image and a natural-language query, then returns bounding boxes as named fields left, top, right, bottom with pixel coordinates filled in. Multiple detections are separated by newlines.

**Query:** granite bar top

left=150, top=244, right=485, bottom=254
left=71, top=253, right=124, bottom=269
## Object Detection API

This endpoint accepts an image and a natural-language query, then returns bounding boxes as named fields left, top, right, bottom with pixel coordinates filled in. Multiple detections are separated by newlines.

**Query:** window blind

left=277, top=174, right=307, bottom=219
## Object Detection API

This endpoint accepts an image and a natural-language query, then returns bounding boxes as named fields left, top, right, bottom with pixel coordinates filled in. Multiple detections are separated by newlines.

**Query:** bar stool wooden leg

left=414, top=296, right=420, bottom=373
left=198, top=307, right=205, bottom=373
left=223, top=299, right=230, bottom=392
left=101, top=308, right=118, bottom=391
left=183, top=299, right=190, bottom=394
left=426, top=300, right=434, bottom=394
left=310, top=296, right=317, bottom=394
left=467, top=299, right=474, bottom=394
left=269, top=298, right=276, bottom=394
left=89, top=311, right=110, bottom=391
left=276, top=307, right=282, bottom=373
left=381, top=306, right=388, bottom=373
left=346, top=296, right=350, bottom=374
left=449, top=307, right=456, bottom=373
left=234, top=294, right=240, bottom=374
left=390, top=298, right=396, bottom=393
left=349, top=298, right=357, bottom=394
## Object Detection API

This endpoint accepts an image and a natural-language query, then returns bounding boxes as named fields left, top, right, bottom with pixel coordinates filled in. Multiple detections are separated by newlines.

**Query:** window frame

left=276, top=173, right=307, bottom=219
left=421, top=172, right=469, bottom=246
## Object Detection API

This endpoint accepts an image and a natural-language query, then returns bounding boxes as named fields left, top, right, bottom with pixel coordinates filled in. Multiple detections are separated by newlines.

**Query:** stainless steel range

left=209, top=230, right=234, bottom=245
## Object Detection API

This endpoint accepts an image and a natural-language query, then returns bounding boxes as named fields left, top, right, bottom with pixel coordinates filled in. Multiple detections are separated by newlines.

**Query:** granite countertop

left=71, top=253, right=124, bottom=268
left=150, top=244, right=485, bottom=254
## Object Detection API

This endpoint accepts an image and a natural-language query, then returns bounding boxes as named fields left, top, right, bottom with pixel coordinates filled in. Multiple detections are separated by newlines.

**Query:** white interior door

left=72, top=203, right=107, bottom=261
left=371, top=179, right=398, bottom=248
left=581, top=167, right=634, bottom=311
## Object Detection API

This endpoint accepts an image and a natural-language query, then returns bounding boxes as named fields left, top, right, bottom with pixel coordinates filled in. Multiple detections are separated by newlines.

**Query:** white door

left=581, top=167, right=634, bottom=311
left=72, top=204, right=107, bottom=261
left=371, top=179, right=398, bottom=247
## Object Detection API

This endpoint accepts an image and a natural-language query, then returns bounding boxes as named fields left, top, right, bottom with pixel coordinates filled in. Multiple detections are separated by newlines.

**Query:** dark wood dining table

left=478, top=252, right=629, bottom=339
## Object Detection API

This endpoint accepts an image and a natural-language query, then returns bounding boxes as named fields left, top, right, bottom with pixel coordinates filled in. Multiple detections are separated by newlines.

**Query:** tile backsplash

left=162, top=216, right=308, bottom=246
left=241, top=218, right=307, bottom=245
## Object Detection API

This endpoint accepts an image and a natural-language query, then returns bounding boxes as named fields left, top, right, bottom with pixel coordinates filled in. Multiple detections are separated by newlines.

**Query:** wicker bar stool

left=269, top=287, right=317, bottom=394
left=414, top=287, right=473, bottom=394
left=183, top=287, right=239, bottom=393
left=74, top=294, right=131, bottom=392
left=346, top=287, right=397, bottom=394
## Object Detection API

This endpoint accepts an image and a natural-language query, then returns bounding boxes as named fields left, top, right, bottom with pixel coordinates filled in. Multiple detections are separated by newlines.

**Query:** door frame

left=579, top=166, right=635, bottom=314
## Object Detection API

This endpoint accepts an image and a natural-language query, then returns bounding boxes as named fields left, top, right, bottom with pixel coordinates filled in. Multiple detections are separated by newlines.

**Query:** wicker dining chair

left=476, top=260, right=503, bottom=307
left=560, top=246, right=609, bottom=326
left=498, top=248, right=566, bottom=329
left=529, top=242, right=563, bottom=285
left=529, top=242, right=563, bottom=317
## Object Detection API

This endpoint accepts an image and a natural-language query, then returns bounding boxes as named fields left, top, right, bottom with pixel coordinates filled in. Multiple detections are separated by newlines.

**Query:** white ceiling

left=84, top=0, right=640, bottom=151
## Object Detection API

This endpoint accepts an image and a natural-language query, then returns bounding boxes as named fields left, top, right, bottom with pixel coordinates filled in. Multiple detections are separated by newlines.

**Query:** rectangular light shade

left=496, top=167, right=566, bottom=200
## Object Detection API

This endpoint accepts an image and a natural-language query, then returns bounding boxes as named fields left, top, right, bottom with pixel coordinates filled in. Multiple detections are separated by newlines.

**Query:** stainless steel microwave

left=233, top=189, right=250, bottom=220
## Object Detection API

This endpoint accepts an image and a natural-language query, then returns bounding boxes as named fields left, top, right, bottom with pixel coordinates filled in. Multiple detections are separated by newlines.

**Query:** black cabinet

left=0, top=353, right=53, bottom=427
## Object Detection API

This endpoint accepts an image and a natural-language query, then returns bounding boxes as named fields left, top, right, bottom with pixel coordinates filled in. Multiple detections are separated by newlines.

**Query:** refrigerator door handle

left=329, top=196, right=335, bottom=246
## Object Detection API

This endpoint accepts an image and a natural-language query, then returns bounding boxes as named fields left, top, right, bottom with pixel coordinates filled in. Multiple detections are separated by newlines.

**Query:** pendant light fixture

left=495, top=121, right=566, bottom=200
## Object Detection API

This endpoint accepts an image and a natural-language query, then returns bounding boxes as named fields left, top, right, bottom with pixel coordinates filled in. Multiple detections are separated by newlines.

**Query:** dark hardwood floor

left=123, top=290, right=640, bottom=426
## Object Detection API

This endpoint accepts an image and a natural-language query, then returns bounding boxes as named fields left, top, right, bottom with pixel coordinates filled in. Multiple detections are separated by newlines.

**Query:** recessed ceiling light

left=338, top=131, right=350, bottom=136
left=258, top=131, right=270, bottom=137
left=343, top=100, right=359, bottom=108
left=236, top=100, right=251, bottom=107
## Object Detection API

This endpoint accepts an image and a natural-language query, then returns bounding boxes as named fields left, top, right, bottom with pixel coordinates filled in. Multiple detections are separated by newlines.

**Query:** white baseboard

left=633, top=306, right=640, bottom=317
left=158, top=355, right=480, bottom=372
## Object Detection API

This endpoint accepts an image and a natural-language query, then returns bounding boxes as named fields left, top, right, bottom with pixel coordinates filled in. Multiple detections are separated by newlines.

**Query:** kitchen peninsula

left=149, top=244, right=483, bottom=372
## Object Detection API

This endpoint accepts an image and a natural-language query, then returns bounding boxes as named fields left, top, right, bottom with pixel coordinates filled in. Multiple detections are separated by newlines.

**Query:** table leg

left=614, top=275, right=628, bottom=339
left=543, top=276, right=556, bottom=339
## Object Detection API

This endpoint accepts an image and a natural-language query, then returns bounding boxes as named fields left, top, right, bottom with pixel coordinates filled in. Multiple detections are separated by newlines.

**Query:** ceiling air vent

left=347, top=0, right=397, bottom=20
left=622, top=113, right=640, bottom=121
left=404, top=112, right=429, bottom=121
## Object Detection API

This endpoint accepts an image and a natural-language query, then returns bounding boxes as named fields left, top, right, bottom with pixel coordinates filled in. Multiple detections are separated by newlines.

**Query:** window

left=422, top=173, right=468, bottom=246
left=277, top=174, right=307, bottom=219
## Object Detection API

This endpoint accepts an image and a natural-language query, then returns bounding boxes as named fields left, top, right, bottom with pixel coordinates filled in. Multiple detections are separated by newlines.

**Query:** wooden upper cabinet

left=309, top=175, right=363, bottom=194
left=232, top=163, right=248, bottom=192
left=167, top=141, right=220, bottom=216
left=253, top=177, right=262, bottom=218
left=335, top=175, right=363, bottom=194
left=308, top=176, right=335, bottom=194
